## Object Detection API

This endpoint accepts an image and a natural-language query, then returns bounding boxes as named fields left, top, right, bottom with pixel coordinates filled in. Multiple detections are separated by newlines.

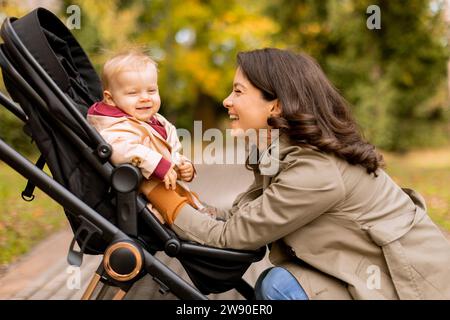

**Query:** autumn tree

left=267, top=0, right=449, bottom=150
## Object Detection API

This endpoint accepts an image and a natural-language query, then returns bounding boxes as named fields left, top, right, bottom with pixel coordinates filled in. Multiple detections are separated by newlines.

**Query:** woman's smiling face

left=223, top=67, right=276, bottom=136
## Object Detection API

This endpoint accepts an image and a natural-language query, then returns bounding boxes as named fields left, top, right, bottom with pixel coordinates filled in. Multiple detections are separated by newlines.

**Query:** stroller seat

left=0, top=8, right=265, bottom=300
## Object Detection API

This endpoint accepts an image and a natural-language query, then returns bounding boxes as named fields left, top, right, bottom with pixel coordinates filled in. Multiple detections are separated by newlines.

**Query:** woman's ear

left=270, top=100, right=282, bottom=117
left=103, top=90, right=114, bottom=105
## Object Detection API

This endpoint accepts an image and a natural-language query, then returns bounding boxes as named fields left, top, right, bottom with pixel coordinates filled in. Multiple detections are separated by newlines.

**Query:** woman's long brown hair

left=237, top=48, right=384, bottom=176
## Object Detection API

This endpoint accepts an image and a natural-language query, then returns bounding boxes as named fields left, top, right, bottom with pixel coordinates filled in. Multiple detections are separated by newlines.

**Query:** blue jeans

left=255, top=267, right=309, bottom=300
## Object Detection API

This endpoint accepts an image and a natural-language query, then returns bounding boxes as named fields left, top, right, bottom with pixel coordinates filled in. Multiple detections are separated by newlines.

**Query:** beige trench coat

left=172, top=134, right=450, bottom=299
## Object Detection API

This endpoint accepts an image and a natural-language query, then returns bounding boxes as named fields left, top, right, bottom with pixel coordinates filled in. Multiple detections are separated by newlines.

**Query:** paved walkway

left=0, top=164, right=272, bottom=300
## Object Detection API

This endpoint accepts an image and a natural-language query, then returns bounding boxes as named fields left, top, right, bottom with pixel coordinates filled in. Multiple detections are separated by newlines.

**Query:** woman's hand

left=178, top=161, right=195, bottom=182
left=199, top=205, right=217, bottom=218
left=163, top=167, right=177, bottom=190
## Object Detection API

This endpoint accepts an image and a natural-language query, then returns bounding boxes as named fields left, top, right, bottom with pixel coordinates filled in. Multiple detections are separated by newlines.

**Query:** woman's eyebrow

left=233, top=82, right=246, bottom=89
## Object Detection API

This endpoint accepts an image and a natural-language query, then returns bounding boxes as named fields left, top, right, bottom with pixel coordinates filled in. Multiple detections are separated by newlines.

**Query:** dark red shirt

left=87, top=101, right=168, bottom=139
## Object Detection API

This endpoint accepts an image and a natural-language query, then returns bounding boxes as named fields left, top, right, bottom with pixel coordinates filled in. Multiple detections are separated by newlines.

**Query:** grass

left=0, top=146, right=449, bottom=269
left=383, top=147, right=450, bottom=231
left=0, top=160, right=67, bottom=268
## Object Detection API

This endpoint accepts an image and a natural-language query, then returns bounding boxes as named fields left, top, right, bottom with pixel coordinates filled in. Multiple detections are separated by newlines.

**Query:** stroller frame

left=0, top=8, right=265, bottom=300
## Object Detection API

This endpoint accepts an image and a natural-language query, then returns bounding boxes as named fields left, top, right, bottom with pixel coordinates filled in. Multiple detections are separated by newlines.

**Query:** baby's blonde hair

left=101, top=49, right=157, bottom=90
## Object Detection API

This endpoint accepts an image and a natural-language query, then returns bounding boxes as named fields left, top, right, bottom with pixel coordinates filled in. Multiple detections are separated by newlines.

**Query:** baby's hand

left=163, top=167, right=177, bottom=190
left=177, top=161, right=195, bottom=182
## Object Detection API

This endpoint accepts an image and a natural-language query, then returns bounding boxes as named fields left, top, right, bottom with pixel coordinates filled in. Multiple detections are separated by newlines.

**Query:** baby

left=87, top=50, right=212, bottom=223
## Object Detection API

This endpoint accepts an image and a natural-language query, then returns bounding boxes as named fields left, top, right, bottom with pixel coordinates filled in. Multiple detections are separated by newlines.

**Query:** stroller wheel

left=103, top=240, right=143, bottom=282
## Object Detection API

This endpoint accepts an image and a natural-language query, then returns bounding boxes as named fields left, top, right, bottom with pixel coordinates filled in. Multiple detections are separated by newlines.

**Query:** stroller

left=0, top=8, right=265, bottom=300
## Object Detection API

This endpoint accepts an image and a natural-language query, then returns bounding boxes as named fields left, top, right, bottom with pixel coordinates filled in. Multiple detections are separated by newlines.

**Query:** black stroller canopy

left=6, top=7, right=102, bottom=108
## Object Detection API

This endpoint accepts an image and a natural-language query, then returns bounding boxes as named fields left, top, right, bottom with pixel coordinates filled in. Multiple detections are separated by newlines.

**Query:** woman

left=147, top=48, right=450, bottom=300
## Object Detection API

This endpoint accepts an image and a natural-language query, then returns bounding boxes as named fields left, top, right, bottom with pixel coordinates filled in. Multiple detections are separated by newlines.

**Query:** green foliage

left=384, top=147, right=450, bottom=230
left=0, top=106, right=37, bottom=156
left=0, top=161, right=65, bottom=265
left=268, top=0, right=450, bottom=150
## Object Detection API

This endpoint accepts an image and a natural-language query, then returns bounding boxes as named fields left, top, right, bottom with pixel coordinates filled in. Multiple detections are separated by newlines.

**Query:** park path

left=0, top=164, right=272, bottom=300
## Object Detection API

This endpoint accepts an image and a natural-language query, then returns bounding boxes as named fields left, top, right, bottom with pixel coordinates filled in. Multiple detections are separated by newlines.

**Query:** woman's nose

left=223, top=94, right=233, bottom=109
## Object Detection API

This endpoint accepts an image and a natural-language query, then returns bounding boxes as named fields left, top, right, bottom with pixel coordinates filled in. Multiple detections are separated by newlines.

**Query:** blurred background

left=0, top=0, right=449, bottom=270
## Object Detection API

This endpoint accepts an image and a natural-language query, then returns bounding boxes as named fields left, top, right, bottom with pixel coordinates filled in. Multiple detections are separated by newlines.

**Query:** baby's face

left=105, top=64, right=161, bottom=122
